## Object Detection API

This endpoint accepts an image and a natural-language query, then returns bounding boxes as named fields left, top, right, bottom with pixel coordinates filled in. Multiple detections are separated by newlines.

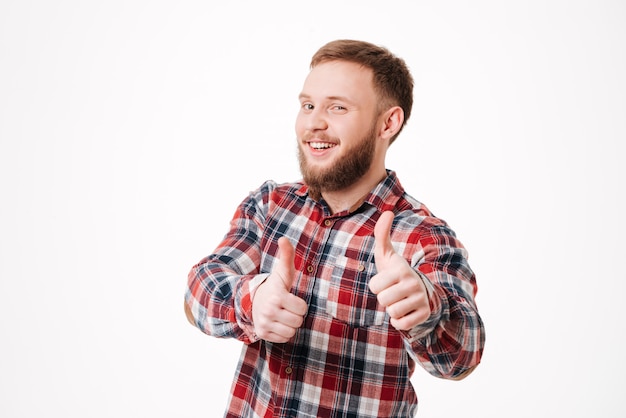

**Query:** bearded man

left=185, top=39, right=485, bottom=418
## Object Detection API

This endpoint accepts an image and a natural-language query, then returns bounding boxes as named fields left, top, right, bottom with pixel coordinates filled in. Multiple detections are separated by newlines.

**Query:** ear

left=378, top=106, right=404, bottom=143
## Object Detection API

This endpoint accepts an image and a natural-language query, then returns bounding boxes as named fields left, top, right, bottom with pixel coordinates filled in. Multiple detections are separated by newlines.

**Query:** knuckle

left=255, top=328, right=269, bottom=339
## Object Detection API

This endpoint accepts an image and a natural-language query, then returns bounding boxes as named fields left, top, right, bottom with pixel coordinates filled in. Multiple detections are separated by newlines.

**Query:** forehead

left=300, top=60, right=376, bottom=102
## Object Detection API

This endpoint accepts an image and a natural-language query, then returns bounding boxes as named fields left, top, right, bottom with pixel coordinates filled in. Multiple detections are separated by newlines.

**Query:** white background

left=1, top=1, right=625, bottom=417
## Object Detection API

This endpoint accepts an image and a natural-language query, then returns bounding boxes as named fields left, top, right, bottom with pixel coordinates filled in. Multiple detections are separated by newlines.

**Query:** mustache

left=300, top=132, right=339, bottom=143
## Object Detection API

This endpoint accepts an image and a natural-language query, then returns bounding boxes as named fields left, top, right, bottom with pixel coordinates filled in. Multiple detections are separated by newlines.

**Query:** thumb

left=374, top=211, right=396, bottom=262
left=276, top=237, right=297, bottom=290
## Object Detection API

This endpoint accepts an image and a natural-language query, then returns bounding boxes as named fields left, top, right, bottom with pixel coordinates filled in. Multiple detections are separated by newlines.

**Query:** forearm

left=185, top=253, right=268, bottom=343
left=402, top=280, right=485, bottom=379
left=185, top=183, right=272, bottom=342
left=394, top=222, right=485, bottom=379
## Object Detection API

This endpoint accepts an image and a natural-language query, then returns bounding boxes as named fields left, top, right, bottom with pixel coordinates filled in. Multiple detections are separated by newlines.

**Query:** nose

left=302, top=107, right=328, bottom=132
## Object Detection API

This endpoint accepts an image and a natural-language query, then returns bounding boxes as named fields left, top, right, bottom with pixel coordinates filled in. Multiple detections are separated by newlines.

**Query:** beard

left=298, top=124, right=377, bottom=200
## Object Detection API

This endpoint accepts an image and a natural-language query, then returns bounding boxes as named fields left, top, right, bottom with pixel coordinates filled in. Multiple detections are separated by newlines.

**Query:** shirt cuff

left=235, top=273, right=270, bottom=343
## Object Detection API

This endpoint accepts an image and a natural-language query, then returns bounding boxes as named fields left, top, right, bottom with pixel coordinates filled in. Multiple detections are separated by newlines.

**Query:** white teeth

left=310, top=142, right=335, bottom=149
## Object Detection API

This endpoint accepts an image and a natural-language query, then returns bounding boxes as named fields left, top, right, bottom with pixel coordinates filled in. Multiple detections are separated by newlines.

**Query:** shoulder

left=242, top=179, right=307, bottom=210
left=250, top=179, right=305, bottom=199
left=391, top=193, right=460, bottom=245
left=395, top=192, right=446, bottom=225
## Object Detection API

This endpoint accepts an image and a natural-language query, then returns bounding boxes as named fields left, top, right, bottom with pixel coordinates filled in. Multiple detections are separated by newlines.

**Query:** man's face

left=295, top=60, right=381, bottom=195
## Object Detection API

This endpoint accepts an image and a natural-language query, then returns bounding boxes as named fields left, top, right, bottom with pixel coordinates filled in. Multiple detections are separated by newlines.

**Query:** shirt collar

left=363, top=170, right=404, bottom=212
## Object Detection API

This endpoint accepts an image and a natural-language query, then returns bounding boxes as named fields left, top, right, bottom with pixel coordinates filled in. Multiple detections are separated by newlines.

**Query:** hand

left=369, top=211, right=431, bottom=331
left=252, top=237, right=308, bottom=343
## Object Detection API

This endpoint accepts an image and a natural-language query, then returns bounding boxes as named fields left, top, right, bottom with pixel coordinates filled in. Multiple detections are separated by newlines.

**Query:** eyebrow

left=298, top=93, right=356, bottom=104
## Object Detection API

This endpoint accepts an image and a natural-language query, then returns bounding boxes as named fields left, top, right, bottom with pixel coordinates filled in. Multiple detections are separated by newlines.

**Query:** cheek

left=294, top=113, right=305, bottom=136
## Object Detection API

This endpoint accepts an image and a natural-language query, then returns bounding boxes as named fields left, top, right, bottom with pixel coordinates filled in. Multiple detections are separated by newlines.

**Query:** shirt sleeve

left=399, top=223, right=486, bottom=379
left=184, top=182, right=273, bottom=344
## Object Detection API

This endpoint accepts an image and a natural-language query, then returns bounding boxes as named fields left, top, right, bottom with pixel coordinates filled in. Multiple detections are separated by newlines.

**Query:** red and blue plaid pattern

left=186, top=171, right=485, bottom=417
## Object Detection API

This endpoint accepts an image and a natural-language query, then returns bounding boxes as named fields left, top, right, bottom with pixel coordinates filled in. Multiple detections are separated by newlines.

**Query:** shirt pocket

left=325, top=254, right=386, bottom=327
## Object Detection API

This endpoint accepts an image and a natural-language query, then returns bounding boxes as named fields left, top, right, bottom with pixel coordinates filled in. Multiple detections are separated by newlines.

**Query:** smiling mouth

left=309, top=142, right=337, bottom=150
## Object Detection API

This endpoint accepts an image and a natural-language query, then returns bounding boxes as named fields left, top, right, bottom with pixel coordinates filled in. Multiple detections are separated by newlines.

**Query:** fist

left=252, top=237, right=308, bottom=343
left=369, top=211, right=431, bottom=331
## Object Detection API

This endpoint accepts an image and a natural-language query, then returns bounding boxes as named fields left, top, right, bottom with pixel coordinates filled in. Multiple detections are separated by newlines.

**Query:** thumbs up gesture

left=369, top=211, right=432, bottom=331
left=252, top=237, right=308, bottom=343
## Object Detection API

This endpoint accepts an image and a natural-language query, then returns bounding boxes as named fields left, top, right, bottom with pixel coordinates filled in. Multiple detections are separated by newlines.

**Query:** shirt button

left=285, top=367, right=293, bottom=375
left=306, top=265, right=314, bottom=273
left=357, top=264, right=365, bottom=272
left=324, top=219, right=333, bottom=227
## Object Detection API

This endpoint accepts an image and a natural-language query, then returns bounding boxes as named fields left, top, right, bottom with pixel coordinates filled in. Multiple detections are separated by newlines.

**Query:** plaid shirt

left=186, top=171, right=485, bottom=417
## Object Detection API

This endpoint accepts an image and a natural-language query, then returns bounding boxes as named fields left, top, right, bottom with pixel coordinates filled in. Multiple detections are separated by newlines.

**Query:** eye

left=330, top=105, right=348, bottom=114
left=301, top=103, right=314, bottom=111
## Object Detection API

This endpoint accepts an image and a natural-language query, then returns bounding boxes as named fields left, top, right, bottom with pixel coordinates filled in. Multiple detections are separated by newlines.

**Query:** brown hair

left=310, top=39, right=414, bottom=143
